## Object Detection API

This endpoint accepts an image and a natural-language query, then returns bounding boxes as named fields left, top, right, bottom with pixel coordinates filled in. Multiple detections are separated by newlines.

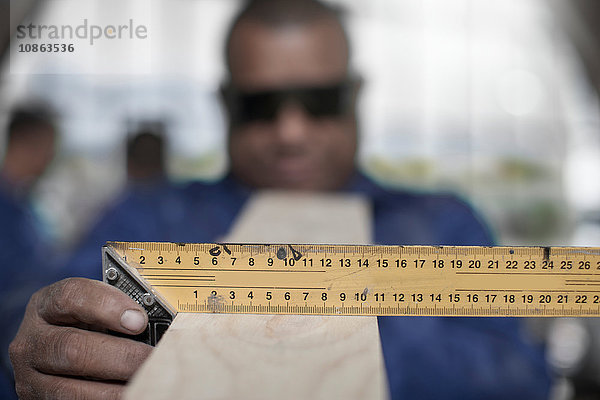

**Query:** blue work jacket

left=6, top=172, right=552, bottom=399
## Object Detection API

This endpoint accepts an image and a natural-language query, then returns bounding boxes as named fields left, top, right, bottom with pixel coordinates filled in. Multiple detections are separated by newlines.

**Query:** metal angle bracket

left=102, top=245, right=176, bottom=346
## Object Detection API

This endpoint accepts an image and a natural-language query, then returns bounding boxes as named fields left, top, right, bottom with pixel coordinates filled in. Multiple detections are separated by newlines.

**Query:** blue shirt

left=0, top=183, right=60, bottom=400
left=64, top=173, right=552, bottom=399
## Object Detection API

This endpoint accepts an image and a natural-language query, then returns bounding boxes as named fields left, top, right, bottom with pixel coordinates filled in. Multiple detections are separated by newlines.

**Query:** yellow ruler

left=103, top=241, right=600, bottom=322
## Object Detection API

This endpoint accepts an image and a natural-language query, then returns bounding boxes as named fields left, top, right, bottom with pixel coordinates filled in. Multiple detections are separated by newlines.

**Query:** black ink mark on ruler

left=209, top=246, right=221, bottom=256
left=289, top=245, right=303, bottom=261
left=277, top=247, right=287, bottom=260
left=543, top=247, right=551, bottom=262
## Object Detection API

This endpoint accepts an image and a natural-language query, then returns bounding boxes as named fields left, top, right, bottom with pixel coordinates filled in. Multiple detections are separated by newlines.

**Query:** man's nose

left=274, top=101, right=311, bottom=145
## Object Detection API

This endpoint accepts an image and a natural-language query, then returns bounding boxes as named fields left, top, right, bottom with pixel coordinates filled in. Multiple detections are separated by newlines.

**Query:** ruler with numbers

left=103, top=241, right=600, bottom=344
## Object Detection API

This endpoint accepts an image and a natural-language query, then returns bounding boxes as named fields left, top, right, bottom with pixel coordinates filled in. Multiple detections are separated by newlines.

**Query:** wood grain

left=126, top=313, right=386, bottom=399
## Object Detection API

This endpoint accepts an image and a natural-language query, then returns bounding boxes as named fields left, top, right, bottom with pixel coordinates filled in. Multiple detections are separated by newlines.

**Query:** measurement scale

left=103, top=241, right=600, bottom=345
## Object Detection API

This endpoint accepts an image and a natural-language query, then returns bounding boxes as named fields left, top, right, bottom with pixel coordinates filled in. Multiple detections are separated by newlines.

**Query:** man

left=0, top=105, right=60, bottom=399
left=126, top=124, right=167, bottom=185
left=8, top=1, right=551, bottom=399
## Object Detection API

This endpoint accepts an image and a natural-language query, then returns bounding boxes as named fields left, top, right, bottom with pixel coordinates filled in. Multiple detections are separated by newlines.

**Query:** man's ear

left=219, top=82, right=229, bottom=107
left=352, top=75, right=363, bottom=99
left=348, top=75, right=363, bottom=112
left=219, top=81, right=237, bottom=138
left=219, top=81, right=233, bottom=120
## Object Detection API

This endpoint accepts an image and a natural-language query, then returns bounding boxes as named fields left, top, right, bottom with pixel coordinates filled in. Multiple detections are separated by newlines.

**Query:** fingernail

left=121, top=309, right=146, bottom=332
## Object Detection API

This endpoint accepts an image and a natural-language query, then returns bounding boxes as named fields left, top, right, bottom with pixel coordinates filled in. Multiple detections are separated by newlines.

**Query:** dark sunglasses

left=221, top=80, right=358, bottom=126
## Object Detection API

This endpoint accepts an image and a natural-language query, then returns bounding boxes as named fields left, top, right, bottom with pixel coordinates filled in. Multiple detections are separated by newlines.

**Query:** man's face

left=226, top=19, right=358, bottom=191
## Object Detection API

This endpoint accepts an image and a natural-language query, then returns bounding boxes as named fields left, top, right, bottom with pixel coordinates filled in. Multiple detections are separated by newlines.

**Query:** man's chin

left=265, top=169, right=326, bottom=191
left=268, top=163, right=315, bottom=188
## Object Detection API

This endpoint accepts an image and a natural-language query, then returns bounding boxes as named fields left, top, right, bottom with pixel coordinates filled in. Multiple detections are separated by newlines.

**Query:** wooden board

left=225, top=190, right=373, bottom=244
left=125, top=191, right=388, bottom=400
left=124, top=313, right=386, bottom=399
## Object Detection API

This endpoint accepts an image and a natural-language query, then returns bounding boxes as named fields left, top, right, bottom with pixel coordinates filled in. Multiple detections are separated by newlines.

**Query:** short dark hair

left=224, top=0, right=349, bottom=73
left=7, top=105, right=56, bottom=143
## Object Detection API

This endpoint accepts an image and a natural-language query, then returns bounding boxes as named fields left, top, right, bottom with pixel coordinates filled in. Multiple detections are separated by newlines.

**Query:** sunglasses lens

left=299, top=85, right=348, bottom=118
left=237, top=91, right=280, bottom=124
left=228, top=82, right=351, bottom=125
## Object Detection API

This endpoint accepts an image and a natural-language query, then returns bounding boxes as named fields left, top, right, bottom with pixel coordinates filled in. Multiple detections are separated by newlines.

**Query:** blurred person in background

left=0, top=105, right=61, bottom=399
left=126, top=123, right=167, bottom=186
left=0, top=106, right=56, bottom=199
left=8, top=1, right=552, bottom=399
left=60, top=121, right=186, bottom=282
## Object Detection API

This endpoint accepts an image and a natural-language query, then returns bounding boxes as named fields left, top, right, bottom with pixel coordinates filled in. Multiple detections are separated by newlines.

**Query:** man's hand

left=9, top=278, right=153, bottom=399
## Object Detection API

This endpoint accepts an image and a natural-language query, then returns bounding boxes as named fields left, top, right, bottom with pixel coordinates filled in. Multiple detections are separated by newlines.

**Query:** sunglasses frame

left=220, top=76, right=362, bottom=127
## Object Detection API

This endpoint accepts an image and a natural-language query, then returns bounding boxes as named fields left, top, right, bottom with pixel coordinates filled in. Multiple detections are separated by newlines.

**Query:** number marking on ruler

left=103, top=241, right=600, bottom=318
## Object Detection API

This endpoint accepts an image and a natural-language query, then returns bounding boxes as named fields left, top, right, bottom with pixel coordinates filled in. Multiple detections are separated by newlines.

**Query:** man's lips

left=273, top=157, right=315, bottom=181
